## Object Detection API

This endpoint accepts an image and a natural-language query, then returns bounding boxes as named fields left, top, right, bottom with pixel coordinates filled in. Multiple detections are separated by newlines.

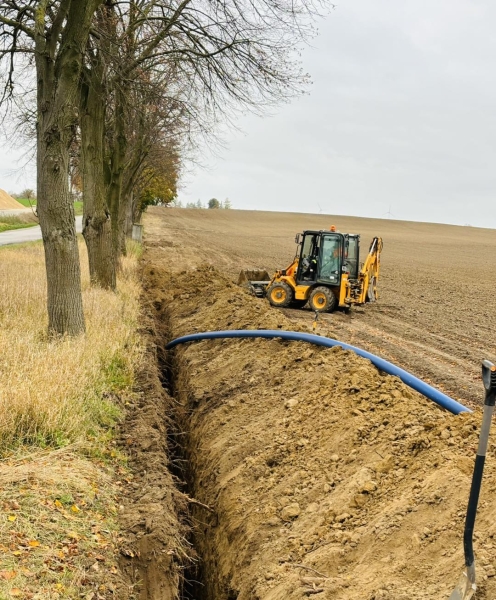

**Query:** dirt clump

left=143, top=257, right=496, bottom=600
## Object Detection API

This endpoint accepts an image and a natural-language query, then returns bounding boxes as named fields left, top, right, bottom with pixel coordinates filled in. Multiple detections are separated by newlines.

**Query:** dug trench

left=138, top=251, right=496, bottom=599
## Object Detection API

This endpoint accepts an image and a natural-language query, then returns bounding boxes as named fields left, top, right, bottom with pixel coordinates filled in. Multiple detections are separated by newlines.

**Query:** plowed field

left=141, top=207, right=496, bottom=600
left=145, top=207, right=496, bottom=408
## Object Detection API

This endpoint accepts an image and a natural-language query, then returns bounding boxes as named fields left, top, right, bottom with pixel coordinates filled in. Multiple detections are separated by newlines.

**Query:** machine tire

left=309, top=286, right=337, bottom=313
left=267, top=282, right=294, bottom=308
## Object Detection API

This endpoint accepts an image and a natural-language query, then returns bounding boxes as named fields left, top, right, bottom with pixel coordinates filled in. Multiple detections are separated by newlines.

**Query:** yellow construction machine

left=239, top=226, right=383, bottom=313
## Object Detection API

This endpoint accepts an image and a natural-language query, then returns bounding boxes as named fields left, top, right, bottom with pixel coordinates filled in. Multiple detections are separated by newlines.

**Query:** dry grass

left=0, top=447, right=125, bottom=599
left=0, top=240, right=143, bottom=456
left=0, top=239, right=143, bottom=598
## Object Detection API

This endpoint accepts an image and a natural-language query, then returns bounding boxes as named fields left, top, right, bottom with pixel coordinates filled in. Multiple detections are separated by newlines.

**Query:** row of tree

left=11, top=189, right=36, bottom=201
left=0, top=0, right=331, bottom=336
left=177, top=198, right=232, bottom=209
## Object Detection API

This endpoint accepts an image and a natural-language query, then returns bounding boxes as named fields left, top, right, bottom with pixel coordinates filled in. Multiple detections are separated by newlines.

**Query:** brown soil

left=0, top=190, right=26, bottom=210
left=117, top=309, right=190, bottom=600
left=141, top=208, right=496, bottom=600
left=144, top=207, right=496, bottom=408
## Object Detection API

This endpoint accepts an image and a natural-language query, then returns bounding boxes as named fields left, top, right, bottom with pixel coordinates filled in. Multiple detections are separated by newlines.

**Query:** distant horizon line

left=168, top=204, right=495, bottom=231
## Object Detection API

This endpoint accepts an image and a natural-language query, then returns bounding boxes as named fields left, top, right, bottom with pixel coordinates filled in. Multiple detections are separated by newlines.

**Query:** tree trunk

left=33, top=0, right=104, bottom=336
left=118, top=183, right=128, bottom=256
left=120, top=180, right=136, bottom=249
left=37, top=110, right=86, bottom=335
left=125, top=191, right=134, bottom=238
left=108, top=90, right=127, bottom=264
left=80, top=67, right=116, bottom=290
left=108, top=158, right=124, bottom=263
left=35, top=43, right=85, bottom=335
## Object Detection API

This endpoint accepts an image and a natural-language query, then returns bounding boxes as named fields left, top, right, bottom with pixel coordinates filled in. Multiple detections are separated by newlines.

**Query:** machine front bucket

left=238, top=270, right=271, bottom=298
left=237, top=270, right=271, bottom=285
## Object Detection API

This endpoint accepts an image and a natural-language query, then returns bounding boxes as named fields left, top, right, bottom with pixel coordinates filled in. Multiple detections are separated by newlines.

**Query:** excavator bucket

left=238, top=270, right=271, bottom=298
left=237, top=270, right=270, bottom=285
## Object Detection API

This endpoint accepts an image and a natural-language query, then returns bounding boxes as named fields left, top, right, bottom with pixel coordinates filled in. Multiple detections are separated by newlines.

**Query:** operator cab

left=295, top=230, right=360, bottom=286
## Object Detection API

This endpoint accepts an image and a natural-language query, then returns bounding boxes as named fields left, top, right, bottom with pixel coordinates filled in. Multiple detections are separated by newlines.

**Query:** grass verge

left=15, top=200, right=83, bottom=216
left=0, top=240, right=144, bottom=599
left=0, top=214, right=38, bottom=233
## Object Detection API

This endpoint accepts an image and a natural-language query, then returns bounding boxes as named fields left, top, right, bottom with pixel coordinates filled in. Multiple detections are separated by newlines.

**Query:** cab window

left=319, top=235, right=341, bottom=283
left=344, top=237, right=359, bottom=279
left=297, top=234, right=320, bottom=281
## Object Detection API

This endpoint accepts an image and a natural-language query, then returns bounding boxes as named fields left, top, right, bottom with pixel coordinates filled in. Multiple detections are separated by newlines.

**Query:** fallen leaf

left=0, top=570, right=16, bottom=580
left=20, top=569, right=35, bottom=578
left=28, top=540, right=40, bottom=548
left=12, top=551, right=22, bottom=556
left=54, top=500, right=63, bottom=509
left=7, top=515, right=16, bottom=522
left=71, top=505, right=80, bottom=513
left=10, top=589, right=22, bottom=597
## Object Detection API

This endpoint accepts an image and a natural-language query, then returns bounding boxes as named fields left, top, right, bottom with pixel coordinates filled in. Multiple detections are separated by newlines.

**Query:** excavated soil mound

left=0, top=189, right=26, bottom=210
left=144, top=258, right=496, bottom=600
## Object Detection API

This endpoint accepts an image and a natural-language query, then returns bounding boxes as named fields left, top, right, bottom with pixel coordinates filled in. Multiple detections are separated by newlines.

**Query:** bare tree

left=21, top=188, right=35, bottom=199
left=0, top=0, right=104, bottom=335
left=79, top=0, right=327, bottom=283
left=80, top=5, right=116, bottom=289
left=78, top=3, right=191, bottom=284
left=0, top=0, right=330, bottom=306
left=118, top=75, right=186, bottom=247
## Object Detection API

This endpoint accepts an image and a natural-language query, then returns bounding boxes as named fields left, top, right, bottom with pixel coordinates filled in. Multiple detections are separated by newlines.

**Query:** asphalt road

left=0, top=216, right=83, bottom=247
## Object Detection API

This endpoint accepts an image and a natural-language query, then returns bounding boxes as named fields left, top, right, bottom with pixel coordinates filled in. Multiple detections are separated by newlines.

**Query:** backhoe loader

left=239, top=226, right=383, bottom=313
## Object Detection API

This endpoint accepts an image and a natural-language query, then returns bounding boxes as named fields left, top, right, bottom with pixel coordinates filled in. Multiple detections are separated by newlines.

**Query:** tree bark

left=37, top=102, right=86, bottom=335
left=124, top=190, right=134, bottom=238
left=80, top=64, right=116, bottom=290
left=107, top=90, right=127, bottom=263
left=34, top=0, right=103, bottom=336
left=118, top=178, right=128, bottom=255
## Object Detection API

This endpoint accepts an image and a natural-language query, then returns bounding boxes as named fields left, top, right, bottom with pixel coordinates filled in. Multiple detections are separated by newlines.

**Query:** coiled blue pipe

left=166, top=330, right=471, bottom=415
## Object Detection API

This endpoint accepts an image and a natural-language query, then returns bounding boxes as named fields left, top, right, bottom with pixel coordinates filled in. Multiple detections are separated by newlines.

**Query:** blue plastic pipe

left=166, top=329, right=471, bottom=415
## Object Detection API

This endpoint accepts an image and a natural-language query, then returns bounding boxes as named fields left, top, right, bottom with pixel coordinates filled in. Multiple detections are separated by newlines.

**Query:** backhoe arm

left=358, top=237, right=383, bottom=303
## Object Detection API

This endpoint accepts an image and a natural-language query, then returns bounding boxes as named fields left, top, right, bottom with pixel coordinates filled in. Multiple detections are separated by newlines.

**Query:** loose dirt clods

left=141, top=209, right=496, bottom=600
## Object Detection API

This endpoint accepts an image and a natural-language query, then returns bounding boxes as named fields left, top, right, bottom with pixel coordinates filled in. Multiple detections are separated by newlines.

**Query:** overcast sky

left=2, top=0, right=496, bottom=228
left=177, top=0, right=496, bottom=228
